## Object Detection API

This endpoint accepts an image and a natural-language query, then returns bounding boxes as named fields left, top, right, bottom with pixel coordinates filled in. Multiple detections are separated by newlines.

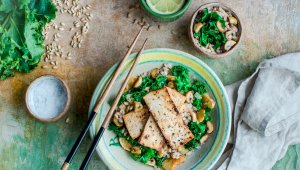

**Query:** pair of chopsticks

left=62, top=27, right=147, bottom=170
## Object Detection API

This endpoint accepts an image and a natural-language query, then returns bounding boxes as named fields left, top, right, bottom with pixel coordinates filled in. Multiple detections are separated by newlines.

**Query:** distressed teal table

left=0, top=0, right=299, bottom=169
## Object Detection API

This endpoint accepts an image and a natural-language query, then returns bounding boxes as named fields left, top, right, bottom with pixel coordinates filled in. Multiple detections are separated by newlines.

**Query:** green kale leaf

left=0, top=0, right=57, bottom=80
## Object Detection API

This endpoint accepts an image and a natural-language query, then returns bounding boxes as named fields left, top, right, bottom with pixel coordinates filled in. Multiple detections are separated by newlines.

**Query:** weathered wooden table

left=0, top=0, right=299, bottom=169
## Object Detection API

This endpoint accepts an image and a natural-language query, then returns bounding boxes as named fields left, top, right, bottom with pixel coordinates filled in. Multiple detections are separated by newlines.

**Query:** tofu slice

left=139, top=115, right=165, bottom=151
left=123, top=108, right=150, bottom=139
left=165, top=87, right=186, bottom=115
left=143, top=87, right=194, bottom=149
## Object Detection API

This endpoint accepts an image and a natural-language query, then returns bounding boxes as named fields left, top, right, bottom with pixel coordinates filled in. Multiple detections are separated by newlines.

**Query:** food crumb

left=66, top=117, right=70, bottom=123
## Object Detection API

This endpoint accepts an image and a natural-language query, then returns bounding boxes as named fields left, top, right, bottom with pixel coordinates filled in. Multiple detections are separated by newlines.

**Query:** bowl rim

left=140, top=0, right=192, bottom=19
left=25, top=74, right=71, bottom=122
left=88, top=48, right=231, bottom=170
left=188, top=2, right=243, bottom=58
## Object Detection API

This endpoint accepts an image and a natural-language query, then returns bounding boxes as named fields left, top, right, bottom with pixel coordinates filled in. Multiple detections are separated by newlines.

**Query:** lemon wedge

left=146, top=0, right=186, bottom=15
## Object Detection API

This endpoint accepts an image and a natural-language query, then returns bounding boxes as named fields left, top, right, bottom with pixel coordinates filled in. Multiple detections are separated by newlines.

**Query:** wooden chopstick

left=79, top=38, right=148, bottom=170
left=61, top=27, right=144, bottom=170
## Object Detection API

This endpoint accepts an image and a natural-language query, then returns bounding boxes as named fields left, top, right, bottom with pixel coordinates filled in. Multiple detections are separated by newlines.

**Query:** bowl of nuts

left=188, top=3, right=243, bottom=58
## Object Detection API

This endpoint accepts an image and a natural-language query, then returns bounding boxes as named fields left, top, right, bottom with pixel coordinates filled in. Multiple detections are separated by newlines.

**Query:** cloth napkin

left=213, top=52, right=300, bottom=170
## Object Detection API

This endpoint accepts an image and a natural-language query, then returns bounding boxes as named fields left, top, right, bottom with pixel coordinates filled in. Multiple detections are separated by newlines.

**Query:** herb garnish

left=194, top=8, right=227, bottom=50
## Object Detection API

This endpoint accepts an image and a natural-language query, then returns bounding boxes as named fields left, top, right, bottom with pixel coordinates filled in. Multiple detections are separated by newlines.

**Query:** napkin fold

left=215, top=52, right=300, bottom=170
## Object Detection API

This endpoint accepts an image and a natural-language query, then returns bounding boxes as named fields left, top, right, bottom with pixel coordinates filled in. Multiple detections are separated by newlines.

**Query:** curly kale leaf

left=0, top=0, right=57, bottom=80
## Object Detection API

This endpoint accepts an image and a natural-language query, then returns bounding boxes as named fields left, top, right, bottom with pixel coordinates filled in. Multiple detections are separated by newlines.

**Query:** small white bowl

left=25, top=75, right=71, bottom=122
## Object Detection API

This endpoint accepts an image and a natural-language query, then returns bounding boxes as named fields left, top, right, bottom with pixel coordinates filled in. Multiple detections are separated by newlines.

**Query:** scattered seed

left=147, top=26, right=151, bottom=31
left=60, top=23, right=65, bottom=26
left=75, top=24, right=80, bottom=28
left=141, top=17, right=145, bottom=22
left=172, top=30, right=177, bottom=34
left=50, top=62, right=55, bottom=65
left=55, top=52, right=60, bottom=56
left=74, top=21, right=78, bottom=24
left=66, top=117, right=70, bottom=123
left=138, top=21, right=143, bottom=26
left=52, top=66, right=58, bottom=69
left=136, top=4, right=140, bottom=8
left=56, top=34, right=60, bottom=38
left=66, top=57, right=72, bottom=60
left=58, top=27, right=64, bottom=31
left=129, top=6, right=135, bottom=10
left=55, top=61, right=58, bottom=65
left=144, top=23, right=149, bottom=27
left=87, top=16, right=91, bottom=20
left=54, top=38, right=59, bottom=41
left=42, top=65, right=48, bottom=69
left=60, top=9, right=64, bottom=13
left=54, top=25, right=58, bottom=29
left=70, top=28, right=74, bottom=31
left=78, top=43, right=81, bottom=48
left=127, top=12, right=132, bottom=18
left=133, top=19, right=138, bottom=24
left=158, top=25, right=161, bottom=29
left=67, top=52, right=71, bottom=56
left=127, top=45, right=131, bottom=48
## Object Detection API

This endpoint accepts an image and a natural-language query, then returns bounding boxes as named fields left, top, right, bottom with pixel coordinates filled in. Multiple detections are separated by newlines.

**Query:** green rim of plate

left=88, top=48, right=231, bottom=170
left=140, top=0, right=192, bottom=22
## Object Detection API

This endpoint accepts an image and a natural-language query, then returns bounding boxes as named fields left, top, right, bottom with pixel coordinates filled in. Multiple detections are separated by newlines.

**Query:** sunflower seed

left=66, top=57, right=72, bottom=60
left=58, top=27, right=64, bottom=31
left=42, top=65, right=48, bottom=69
left=52, top=66, right=58, bottom=69
left=127, top=12, right=132, bottom=18
left=67, top=52, right=71, bottom=56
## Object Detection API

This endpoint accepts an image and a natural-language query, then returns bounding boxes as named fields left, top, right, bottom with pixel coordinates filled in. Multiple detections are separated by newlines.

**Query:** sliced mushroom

left=197, top=109, right=205, bottom=123
left=119, top=137, right=133, bottom=151
left=146, top=158, right=156, bottom=166
left=166, top=76, right=176, bottom=81
left=168, top=81, right=176, bottom=89
left=158, top=147, right=166, bottom=158
left=134, top=76, right=142, bottom=88
left=177, top=146, right=189, bottom=155
left=185, top=91, right=193, bottom=103
left=134, top=101, right=143, bottom=112
left=125, top=77, right=137, bottom=92
left=206, top=121, right=214, bottom=134
left=188, top=111, right=197, bottom=122
left=151, top=68, right=160, bottom=79
left=200, top=135, right=209, bottom=145
left=130, top=146, right=142, bottom=155
left=194, top=22, right=205, bottom=33
left=113, top=116, right=123, bottom=127
left=125, top=105, right=133, bottom=113
left=202, top=93, right=210, bottom=103
left=216, top=21, right=225, bottom=33
left=224, top=40, right=236, bottom=51
left=228, top=16, right=237, bottom=25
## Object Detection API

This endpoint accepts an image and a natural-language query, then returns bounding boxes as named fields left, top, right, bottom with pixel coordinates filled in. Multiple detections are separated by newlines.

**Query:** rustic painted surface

left=0, top=0, right=299, bottom=169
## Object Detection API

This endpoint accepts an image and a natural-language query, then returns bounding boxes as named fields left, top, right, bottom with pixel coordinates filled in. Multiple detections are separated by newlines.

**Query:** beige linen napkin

left=213, top=52, right=300, bottom=170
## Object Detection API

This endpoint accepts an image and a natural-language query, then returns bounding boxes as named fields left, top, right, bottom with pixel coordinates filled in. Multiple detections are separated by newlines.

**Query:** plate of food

left=88, top=48, right=231, bottom=170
